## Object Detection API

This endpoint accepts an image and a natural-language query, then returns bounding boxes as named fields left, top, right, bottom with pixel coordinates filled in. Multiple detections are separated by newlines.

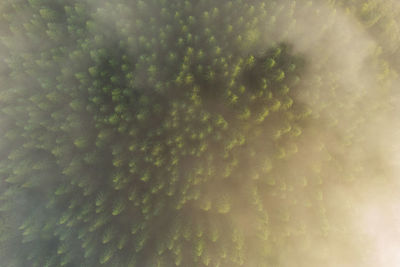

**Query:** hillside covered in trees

left=1, top=0, right=400, bottom=266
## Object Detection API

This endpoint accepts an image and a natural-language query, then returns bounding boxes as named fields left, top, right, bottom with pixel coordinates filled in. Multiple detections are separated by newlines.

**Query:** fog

left=267, top=1, right=400, bottom=266
left=1, top=0, right=400, bottom=266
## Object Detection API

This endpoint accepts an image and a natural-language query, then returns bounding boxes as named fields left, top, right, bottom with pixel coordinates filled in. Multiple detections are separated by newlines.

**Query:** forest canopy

left=1, top=0, right=400, bottom=266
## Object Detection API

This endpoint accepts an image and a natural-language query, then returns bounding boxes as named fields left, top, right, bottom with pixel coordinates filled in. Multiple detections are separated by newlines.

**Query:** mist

left=1, top=0, right=400, bottom=266
left=268, top=1, right=400, bottom=266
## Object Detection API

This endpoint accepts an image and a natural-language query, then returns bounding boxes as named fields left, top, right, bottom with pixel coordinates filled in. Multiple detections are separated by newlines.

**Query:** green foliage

left=0, top=0, right=398, bottom=266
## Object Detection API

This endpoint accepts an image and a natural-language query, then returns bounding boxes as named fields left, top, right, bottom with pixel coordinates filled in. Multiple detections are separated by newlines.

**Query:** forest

left=1, top=0, right=400, bottom=266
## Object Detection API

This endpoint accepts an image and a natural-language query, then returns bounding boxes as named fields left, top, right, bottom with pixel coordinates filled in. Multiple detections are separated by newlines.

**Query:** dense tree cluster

left=0, top=0, right=399, bottom=266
